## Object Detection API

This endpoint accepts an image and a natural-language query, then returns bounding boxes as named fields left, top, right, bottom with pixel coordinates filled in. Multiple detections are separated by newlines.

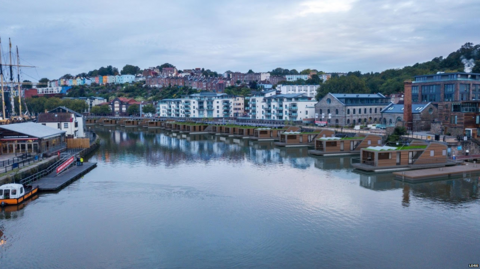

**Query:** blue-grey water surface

left=0, top=127, right=479, bottom=269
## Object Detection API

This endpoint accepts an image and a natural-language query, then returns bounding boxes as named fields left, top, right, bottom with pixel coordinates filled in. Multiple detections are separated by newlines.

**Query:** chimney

left=404, top=80, right=413, bottom=131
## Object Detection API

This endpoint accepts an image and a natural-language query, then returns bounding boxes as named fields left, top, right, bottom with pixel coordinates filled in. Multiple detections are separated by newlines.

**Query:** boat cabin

left=0, top=184, right=25, bottom=200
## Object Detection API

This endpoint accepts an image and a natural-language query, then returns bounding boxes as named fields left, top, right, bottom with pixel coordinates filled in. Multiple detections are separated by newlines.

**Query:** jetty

left=32, top=162, right=97, bottom=192
left=393, top=164, right=480, bottom=183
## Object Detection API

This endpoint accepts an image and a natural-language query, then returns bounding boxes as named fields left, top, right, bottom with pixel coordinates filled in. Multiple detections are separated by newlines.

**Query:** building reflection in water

left=94, top=127, right=479, bottom=205
left=357, top=171, right=479, bottom=206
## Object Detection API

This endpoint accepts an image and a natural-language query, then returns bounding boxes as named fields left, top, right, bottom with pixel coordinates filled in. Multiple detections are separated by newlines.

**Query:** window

left=364, top=108, right=367, bottom=114
left=444, top=84, right=455, bottom=101
left=430, top=150, right=434, bottom=157
left=12, top=189, right=16, bottom=195
left=378, top=153, right=391, bottom=159
left=375, top=108, right=377, bottom=113
left=57, top=123, right=61, bottom=129
left=64, top=123, right=68, bottom=128
left=460, top=84, right=471, bottom=101
left=370, top=108, right=372, bottom=113
left=327, top=109, right=330, bottom=114
left=429, top=108, right=433, bottom=114
left=319, top=109, right=322, bottom=115
left=412, top=86, right=419, bottom=102
left=358, top=109, right=361, bottom=115
left=336, top=109, right=339, bottom=115
left=347, top=109, right=350, bottom=115
left=421, top=85, right=441, bottom=102
left=327, top=98, right=331, bottom=104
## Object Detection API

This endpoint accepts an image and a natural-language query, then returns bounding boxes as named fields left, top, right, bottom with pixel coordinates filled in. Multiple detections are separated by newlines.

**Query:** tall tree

left=121, top=64, right=141, bottom=75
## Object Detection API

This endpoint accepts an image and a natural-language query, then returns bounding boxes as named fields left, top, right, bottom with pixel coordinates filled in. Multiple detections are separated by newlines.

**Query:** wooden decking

left=308, top=150, right=360, bottom=157
left=393, top=164, right=480, bottom=182
left=32, top=162, right=97, bottom=192
left=352, top=161, right=456, bottom=172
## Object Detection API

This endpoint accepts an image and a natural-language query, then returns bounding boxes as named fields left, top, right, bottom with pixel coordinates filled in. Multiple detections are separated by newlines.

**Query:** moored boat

left=0, top=183, right=39, bottom=206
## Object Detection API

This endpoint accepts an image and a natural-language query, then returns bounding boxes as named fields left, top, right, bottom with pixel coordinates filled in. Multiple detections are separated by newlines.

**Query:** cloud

left=0, top=0, right=479, bottom=80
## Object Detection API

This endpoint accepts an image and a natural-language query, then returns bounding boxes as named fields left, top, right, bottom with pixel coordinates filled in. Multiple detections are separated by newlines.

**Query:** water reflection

left=357, top=171, right=479, bottom=206
left=92, top=126, right=480, bottom=207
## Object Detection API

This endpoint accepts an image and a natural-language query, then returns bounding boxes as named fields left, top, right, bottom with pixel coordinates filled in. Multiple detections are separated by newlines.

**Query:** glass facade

left=444, top=84, right=455, bottom=101
left=421, top=85, right=440, bottom=102
left=412, top=86, right=419, bottom=102
left=460, top=84, right=471, bottom=101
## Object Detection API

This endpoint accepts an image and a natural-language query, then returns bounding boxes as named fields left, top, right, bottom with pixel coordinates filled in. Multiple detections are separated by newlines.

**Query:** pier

left=32, top=162, right=97, bottom=192
left=393, top=164, right=480, bottom=183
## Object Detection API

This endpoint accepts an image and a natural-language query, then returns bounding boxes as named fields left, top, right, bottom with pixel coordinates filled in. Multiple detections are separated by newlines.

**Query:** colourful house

left=103, top=76, right=108, bottom=84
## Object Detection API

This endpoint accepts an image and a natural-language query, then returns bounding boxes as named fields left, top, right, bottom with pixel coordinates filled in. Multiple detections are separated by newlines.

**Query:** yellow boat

left=0, top=184, right=39, bottom=206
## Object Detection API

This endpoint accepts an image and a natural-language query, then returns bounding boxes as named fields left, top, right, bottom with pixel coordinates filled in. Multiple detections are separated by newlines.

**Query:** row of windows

left=319, top=108, right=380, bottom=115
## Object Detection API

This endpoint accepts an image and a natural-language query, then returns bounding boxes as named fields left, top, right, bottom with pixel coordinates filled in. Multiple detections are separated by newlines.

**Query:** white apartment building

left=276, top=84, right=319, bottom=98
left=158, top=92, right=236, bottom=118
left=285, top=75, right=309, bottom=82
left=247, top=93, right=316, bottom=121
left=37, top=87, right=63, bottom=95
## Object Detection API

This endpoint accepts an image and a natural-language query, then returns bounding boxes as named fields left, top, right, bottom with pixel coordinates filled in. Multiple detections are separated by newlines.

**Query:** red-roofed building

left=110, top=97, right=141, bottom=116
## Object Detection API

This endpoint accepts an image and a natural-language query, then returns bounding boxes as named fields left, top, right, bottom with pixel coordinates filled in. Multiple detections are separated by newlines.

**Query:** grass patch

left=396, top=145, right=427, bottom=150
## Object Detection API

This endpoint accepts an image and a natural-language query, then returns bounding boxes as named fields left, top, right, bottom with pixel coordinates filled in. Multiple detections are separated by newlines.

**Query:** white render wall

left=158, top=97, right=236, bottom=118
left=277, top=85, right=319, bottom=98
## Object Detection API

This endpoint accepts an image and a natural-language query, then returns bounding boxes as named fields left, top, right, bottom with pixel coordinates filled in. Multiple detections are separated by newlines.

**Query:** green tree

left=22, top=80, right=32, bottom=89
left=44, top=98, right=62, bottom=111
left=142, top=104, right=156, bottom=114
left=127, top=104, right=140, bottom=116
left=38, top=78, right=49, bottom=88
left=91, top=105, right=111, bottom=115
left=121, top=64, right=141, bottom=75
left=316, top=75, right=369, bottom=100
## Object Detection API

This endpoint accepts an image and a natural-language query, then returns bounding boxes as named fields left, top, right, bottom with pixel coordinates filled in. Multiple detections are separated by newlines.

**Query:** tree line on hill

left=315, top=42, right=480, bottom=100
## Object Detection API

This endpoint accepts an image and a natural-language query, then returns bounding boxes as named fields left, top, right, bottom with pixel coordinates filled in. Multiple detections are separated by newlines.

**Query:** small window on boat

left=20, top=187, right=24, bottom=194
left=430, top=150, right=434, bottom=157
left=12, top=189, right=17, bottom=195
left=0, top=190, right=3, bottom=196
left=368, top=140, right=371, bottom=145
left=442, top=150, right=446, bottom=156
left=378, top=140, right=381, bottom=145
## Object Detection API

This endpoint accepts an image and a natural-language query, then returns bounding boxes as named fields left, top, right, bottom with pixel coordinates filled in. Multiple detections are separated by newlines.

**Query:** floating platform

left=352, top=161, right=456, bottom=173
left=274, top=142, right=313, bottom=148
left=393, top=164, right=480, bottom=183
left=32, top=162, right=97, bottom=192
left=308, top=150, right=360, bottom=157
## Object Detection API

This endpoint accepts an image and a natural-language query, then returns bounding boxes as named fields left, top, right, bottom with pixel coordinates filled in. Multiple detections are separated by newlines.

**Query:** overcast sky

left=1, top=0, right=479, bottom=81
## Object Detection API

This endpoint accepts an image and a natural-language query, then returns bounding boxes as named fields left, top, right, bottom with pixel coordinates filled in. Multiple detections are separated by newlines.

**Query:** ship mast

left=0, top=38, right=5, bottom=119
left=16, top=46, right=22, bottom=117
left=8, top=38, right=14, bottom=116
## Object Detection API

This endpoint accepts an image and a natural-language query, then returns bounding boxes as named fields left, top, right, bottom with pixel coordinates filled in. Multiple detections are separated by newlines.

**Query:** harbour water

left=0, top=127, right=479, bottom=269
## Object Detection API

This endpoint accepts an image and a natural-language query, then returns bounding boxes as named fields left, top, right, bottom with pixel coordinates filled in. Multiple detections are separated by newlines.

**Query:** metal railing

left=19, top=155, right=73, bottom=185
left=1, top=155, right=43, bottom=174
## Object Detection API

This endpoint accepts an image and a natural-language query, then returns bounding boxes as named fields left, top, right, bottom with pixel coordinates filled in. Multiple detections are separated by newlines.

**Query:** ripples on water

left=0, top=127, right=479, bottom=269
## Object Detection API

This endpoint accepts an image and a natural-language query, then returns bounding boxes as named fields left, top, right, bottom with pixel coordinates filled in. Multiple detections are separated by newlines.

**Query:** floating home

left=147, top=121, right=162, bottom=129
left=86, top=118, right=97, bottom=125
left=252, top=128, right=287, bottom=141
left=102, top=118, right=118, bottom=126
left=352, top=141, right=452, bottom=172
left=274, top=129, right=320, bottom=147
left=125, top=119, right=141, bottom=127
left=309, top=133, right=383, bottom=157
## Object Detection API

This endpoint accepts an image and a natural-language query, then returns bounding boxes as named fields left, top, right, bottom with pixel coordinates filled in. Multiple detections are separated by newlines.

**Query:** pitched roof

left=381, top=103, right=432, bottom=114
left=37, top=113, right=73, bottom=123
left=331, top=93, right=386, bottom=99
left=48, top=106, right=83, bottom=117
left=0, top=122, right=66, bottom=139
